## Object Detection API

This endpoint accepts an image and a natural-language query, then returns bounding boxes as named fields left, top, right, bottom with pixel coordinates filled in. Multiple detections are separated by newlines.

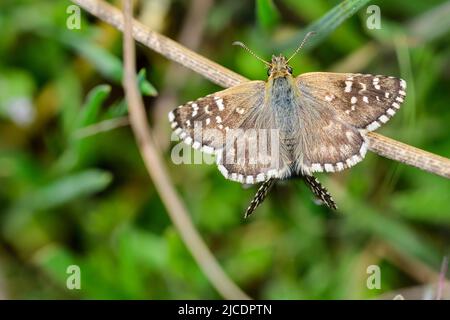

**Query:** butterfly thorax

left=266, top=55, right=300, bottom=152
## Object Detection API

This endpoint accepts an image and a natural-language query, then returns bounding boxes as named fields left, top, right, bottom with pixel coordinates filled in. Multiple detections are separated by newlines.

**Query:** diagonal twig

left=121, top=0, right=249, bottom=299
left=73, top=0, right=450, bottom=179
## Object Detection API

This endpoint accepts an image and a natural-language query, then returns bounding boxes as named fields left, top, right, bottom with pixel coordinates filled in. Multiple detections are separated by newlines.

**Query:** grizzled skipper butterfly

left=168, top=32, right=406, bottom=217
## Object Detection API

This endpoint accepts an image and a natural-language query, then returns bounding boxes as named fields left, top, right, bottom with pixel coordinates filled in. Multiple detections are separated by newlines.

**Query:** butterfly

left=168, top=32, right=406, bottom=217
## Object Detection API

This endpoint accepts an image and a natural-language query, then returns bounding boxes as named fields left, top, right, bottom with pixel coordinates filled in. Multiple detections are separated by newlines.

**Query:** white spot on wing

left=202, top=145, right=214, bottom=154
left=367, top=121, right=380, bottom=131
left=267, top=169, right=278, bottom=178
left=256, top=173, right=265, bottom=182
left=325, top=94, right=335, bottom=102
left=218, top=165, right=228, bottom=178
left=236, top=107, right=245, bottom=114
left=379, top=115, right=389, bottom=123
left=400, top=79, right=407, bottom=89
left=215, top=97, right=225, bottom=111
left=344, top=80, right=353, bottom=93
left=359, top=143, right=367, bottom=157
left=345, top=131, right=355, bottom=141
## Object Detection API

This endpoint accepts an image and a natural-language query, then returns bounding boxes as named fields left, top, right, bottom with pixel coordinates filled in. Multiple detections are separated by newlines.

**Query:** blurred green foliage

left=0, top=0, right=449, bottom=299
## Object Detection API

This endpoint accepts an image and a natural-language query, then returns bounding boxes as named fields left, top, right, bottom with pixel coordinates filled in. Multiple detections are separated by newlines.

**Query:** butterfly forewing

left=169, top=81, right=265, bottom=153
left=296, top=72, right=407, bottom=131
left=169, top=80, right=289, bottom=184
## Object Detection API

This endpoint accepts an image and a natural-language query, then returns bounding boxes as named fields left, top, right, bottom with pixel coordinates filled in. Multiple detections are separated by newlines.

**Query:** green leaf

left=137, top=69, right=158, bottom=96
left=33, top=245, right=80, bottom=288
left=76, top=84, right=111, bottom=129
left=13, top=169, right=112, bottom=212
left=342, top=196, right=441, bottom=266
left=278, top=0, right=372, bottom=51
left=407, top=1, right=450, bottom=43
left=58, top=32, right=158, bottom=96
left=256, top=0, right=280, bottom=30
left=55, top=69, right=82, bottom=136
left=106, top=99, right=128, bottom=118
left=58, top=30, right=123, bottom=83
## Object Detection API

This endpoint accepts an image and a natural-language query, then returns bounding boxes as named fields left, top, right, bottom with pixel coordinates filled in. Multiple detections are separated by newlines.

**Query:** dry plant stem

left=153, top=0, right=213, bottom=149
left=121, top=0, right=249, bottom=300
left=74, top=0, right=246, bottom=88
left=374, top=242, right=440, bottom=284
left=367, top=132, right=450, bottom=178
left=437, top=256, right=448, bottom=300
left=73, top=0, right=450, bottom=179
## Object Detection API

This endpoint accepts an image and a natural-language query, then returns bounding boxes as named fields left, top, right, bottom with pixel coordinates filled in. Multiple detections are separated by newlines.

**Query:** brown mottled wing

left=293, top=97, right=368, bottom=174
left=293, top=72, right=406, bottom=174
left=296, top=72, right=406, bottom=131
left=169, top=81, right=265, bottom=153
left=169, top=81, right=289, bottom=184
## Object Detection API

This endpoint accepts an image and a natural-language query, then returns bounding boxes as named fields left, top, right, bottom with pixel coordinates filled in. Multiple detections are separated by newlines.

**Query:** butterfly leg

left=302, top=175, right=337, bottom=210
left=244, top=178, right=276, bottom=218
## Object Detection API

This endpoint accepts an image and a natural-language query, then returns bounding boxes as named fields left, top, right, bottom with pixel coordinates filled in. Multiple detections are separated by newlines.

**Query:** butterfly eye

left=267, top=68, right=271, bottom=76
left=287, top=66, right=293, bottom=74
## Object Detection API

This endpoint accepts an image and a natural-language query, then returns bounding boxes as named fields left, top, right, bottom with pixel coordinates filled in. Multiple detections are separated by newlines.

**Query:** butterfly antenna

left=232, top=41, right=271, bottom=66
left=287, top=31, right=316, bottom=62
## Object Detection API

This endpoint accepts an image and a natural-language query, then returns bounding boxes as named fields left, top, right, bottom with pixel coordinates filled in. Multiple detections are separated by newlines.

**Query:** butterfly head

left=267, top=55, right=293, bottom=78
left=232, top=31, right=316, bottom=79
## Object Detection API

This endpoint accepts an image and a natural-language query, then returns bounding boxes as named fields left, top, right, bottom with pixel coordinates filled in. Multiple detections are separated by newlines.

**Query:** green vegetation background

left=0, top=0, right=449, bottom=299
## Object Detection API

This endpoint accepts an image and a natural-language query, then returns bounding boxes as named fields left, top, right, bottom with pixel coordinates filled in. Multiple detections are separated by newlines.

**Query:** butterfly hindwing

left=293, top=101, right=368, bottom=174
